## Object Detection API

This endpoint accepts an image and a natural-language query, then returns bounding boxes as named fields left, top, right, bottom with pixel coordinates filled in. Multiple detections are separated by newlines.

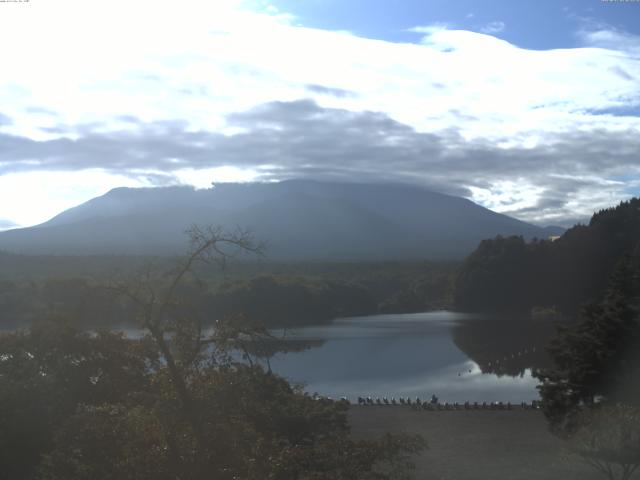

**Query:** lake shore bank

left=349, top=406, right=601, bottom=480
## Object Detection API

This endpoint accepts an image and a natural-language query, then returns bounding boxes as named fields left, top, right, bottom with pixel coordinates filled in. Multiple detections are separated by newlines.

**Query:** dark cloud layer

left=0, top=100, right=638, bottom=225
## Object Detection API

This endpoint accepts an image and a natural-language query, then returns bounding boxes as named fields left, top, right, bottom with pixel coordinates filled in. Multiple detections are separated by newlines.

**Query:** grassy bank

left=349, top=406, right=601, bottom=480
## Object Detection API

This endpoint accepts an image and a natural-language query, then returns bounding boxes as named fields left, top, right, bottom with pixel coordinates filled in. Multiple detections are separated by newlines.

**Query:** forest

left=454, top=198, right=640, bottom=314
left=0, top=256, right=456, bottom=330
left=453, top=199, right=640, bottom=478
left=2, top=199, right=640, bottom=479
left=0, top=228, right=427, bottom=480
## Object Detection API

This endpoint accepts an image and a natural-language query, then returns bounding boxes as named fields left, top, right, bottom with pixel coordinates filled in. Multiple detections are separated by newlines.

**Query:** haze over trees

left=522, top=202, right=640, bottom=480
left=535, top=251, right=640, bottom=419
left=1, top=191, right=639, bottom=479
left=454, top=198, right=640, bottom=314
left=0, top=227, right=425, bottom=480
left=453, top=197, right=640, bottom=475
left=533, top=254, right=640, bottom=480
left=0, top=258, right=457, bottom=331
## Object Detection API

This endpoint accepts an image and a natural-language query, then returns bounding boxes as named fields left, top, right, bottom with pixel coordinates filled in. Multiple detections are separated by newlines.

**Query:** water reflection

left=452, top=315, right=556, bottom=377
left=269, top=311, right=554, bottom=402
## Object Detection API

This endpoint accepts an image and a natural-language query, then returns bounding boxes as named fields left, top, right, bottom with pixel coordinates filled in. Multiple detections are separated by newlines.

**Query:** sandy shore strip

left=349, top=406, right=603, bottom=480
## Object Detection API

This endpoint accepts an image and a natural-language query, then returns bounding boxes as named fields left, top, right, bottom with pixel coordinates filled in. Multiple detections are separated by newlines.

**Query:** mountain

left=0, top=180, right=563, bottom=260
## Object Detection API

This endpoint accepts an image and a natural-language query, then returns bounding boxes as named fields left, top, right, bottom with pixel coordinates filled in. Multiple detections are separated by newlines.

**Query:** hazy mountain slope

left=0, top=180, right=561, bottom=259
left=215, top=190, right=427, bottom=260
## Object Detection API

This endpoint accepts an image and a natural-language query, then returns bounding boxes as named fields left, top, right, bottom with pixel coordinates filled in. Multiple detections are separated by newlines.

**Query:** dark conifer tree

left=455, top=197, right=640, bottom=314
left=536, top=253, right=640, bottom=436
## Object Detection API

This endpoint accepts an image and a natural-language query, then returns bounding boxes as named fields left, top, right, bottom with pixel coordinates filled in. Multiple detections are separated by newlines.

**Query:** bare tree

left=110, top=225, right=264, bottom=455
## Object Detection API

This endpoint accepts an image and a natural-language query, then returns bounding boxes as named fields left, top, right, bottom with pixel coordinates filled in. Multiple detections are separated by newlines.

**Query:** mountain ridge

left=0, top=180, right=563, bottom=259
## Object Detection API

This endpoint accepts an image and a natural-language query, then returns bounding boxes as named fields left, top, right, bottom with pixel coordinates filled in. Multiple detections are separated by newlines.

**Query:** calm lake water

left=268, top=311, right=546, bottom=403
left=7, top=310, right=552, bottom=403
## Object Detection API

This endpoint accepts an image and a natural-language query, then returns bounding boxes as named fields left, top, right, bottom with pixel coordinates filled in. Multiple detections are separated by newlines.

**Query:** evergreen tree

left=455, top=197, right=640, bottom=314
left=536, top=253, right=640, bottom=436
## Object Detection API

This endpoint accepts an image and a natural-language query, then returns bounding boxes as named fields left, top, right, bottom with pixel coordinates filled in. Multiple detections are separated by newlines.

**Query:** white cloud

left=577, top=25, right=640, bottom=56
left=407, top=23, right=450, bottom=34
left=174, top=166, right=260, bottom=189
left=0, top=170, right=153, bottom=227
left=480, top=21, right=505, bottom=34
left=0, top=4, right=638, bottom=227
left=469, top=181, right=544, bottom=215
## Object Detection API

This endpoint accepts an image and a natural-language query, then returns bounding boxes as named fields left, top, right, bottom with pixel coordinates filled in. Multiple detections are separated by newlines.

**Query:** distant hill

left=454, top=197, right=640, bottom=313
left=0, top=180, right=562, bottom=260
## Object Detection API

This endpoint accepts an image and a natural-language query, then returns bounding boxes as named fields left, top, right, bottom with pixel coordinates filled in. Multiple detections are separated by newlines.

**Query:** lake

left=268, top=311, right=552, bottom=403
left=6, top=309, right=553, bottom=404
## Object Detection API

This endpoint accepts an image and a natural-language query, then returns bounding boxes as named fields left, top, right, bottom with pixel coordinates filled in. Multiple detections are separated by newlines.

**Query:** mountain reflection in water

left=268, top=311, right=557, bottom=402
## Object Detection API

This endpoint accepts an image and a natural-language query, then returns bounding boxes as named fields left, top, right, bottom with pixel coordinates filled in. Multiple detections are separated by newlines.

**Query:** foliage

left=208, top=275, right=377, bottom=327
left=527, top=203, right=640, bottom=480
left=455, top=198, right=640, bottom=314
left=0, top=260, right=457, bottom=331
left=0, top=226, right=425, bottom=480
left=454, top=235, right=534, bottom=313
left=35, top=363, right=424, bottom=480
left=568, top=405, right=640, bottom=480
left=0, top=322, right=154, bottom=480
left=535, top=255, right=640, bottom=437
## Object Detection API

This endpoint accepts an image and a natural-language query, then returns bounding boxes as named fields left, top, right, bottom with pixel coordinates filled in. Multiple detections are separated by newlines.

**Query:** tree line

left=0, top=227, right=425, bottom=480
left=453, top=198, right=640, bottom=478
left=0, top=263, right=456, bottom=330
left=454, top=198, right=640, bottom=314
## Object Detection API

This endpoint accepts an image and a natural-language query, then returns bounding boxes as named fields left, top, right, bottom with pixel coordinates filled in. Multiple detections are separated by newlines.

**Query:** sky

left=0, top=0, right=639, bottom=229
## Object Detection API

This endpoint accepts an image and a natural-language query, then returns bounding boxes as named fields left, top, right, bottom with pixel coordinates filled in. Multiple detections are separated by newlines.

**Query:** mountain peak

left=0, top=181, right=554, bottom=260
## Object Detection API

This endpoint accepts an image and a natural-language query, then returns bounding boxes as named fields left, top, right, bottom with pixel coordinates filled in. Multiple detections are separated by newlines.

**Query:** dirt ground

left=348, top=406, right=605, bottom=480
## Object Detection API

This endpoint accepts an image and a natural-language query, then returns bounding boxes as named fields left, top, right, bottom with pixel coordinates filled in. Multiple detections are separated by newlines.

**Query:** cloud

left=577, top=25, right=640, bottom=55
left=608, top=66, right=635, bottom=82
left=25, top=107, right=59, bottom=117
left=480, top=21, right=505, bottom=34
left=0, top=3, right=639, bottom=227
left=586, top=105, right=640, bottom=117
left=0, top=218, right=18, bottom=231
left=1, top=12, right=637, bottom=140
left=407, top=23, right=450, bottom=35
left=1, top=99, right=639, bottom=226
left=305, top=84, right=357, bottom=98
left=0, top=169, right=162, bottom=228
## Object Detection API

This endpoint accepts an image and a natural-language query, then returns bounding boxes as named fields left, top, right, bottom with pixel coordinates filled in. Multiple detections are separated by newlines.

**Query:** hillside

left=0, top=180, right=559, bottom=260
left=454, top=197, right=640, bottom=313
